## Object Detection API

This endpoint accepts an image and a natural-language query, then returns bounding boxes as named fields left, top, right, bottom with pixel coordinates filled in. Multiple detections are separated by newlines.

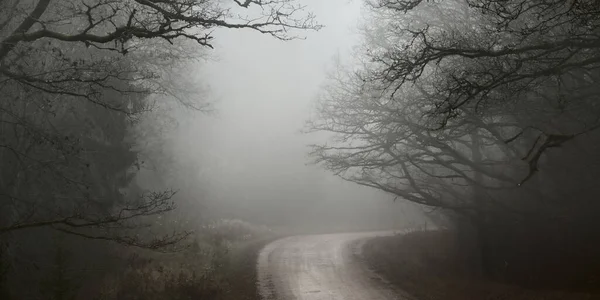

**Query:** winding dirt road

left=257, top=231, right=408, bottom=300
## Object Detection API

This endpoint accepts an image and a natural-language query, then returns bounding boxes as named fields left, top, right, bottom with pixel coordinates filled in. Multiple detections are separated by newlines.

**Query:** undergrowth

left=362, top=230, right=600, bottom=300
left=90, top=219, right=277, bottom=300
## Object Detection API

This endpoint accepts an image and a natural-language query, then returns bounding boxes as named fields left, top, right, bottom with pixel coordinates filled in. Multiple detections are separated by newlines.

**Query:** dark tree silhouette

left=0, top=0, right=320, bottom=248
left=311, top=0, right=600, bottom=287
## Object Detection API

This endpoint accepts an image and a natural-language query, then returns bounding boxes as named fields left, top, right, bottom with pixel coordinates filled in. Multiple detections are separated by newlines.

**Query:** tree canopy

left=310, top=0, right=600, bottom=285
left=311, top=0, right=600, bottom=210
left=1, top=0, right=320, bottom=248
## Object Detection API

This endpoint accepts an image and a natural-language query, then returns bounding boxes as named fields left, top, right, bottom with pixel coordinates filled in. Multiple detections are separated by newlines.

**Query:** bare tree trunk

left=469, top=129, right=489, bottom=277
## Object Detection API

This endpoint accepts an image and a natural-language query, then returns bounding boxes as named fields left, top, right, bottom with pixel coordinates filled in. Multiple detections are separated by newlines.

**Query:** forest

left=2, top=0, right=600, bottom=299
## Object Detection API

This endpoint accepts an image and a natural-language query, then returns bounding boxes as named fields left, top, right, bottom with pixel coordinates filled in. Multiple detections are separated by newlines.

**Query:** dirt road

left=257, top=232, right=407, bottom=300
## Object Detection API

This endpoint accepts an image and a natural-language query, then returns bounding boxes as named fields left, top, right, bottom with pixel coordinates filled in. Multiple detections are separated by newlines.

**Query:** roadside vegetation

left=362, top=230, right=600, bottom=300
left=3, top=218, right=275, bottom=300
left=93, top=219, right=276, bottom=300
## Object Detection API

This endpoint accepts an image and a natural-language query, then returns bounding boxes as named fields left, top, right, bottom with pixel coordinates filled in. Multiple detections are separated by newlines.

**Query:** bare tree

left=309, top=58, right=531, bottom=217
left=310, top=0, right=600, bottom=285
left=0, top=0, right=321, bottom=111
left=360, top=0, right=600, bottom=182
left=0, top=0, right=320, bottom=248
left=0, top=1, right=321, bottom=297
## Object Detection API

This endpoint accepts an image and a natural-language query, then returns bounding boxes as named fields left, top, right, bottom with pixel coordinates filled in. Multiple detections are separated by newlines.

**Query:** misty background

left=144, top=0, right=426, bottom=232
left=3, top=0, right=600, bottom=299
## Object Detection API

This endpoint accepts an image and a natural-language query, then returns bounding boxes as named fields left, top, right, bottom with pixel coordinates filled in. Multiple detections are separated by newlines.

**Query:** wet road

left=257, top=232, right=407, bottom=300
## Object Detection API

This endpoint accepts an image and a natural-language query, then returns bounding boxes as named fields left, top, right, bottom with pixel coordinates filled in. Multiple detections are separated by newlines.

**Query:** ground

left=361, top=230, right=600, bottom=300
left=257, top=231, right=405, bottom=300
left=220, top=237, right=280, bottom=300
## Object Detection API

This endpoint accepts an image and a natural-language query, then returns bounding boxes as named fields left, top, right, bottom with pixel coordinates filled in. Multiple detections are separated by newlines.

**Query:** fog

left=4, top=1, right=600, bottom=298
left=154, top=0, right=426, bottom=232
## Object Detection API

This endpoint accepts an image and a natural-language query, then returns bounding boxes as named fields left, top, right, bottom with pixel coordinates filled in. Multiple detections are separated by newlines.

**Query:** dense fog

left=135, top=0, right=427, bottom=232
left=3, top=0, right=599, bottom=299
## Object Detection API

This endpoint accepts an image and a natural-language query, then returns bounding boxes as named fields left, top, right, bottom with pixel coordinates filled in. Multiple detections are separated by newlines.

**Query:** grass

left=89, top=219, right=279, bottom=300
left=361, top=230, right=600, bottom=300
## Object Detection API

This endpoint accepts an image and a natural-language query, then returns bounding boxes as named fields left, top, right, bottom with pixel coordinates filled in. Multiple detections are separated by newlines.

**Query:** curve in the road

left=257, top=231, right=409, bottom=300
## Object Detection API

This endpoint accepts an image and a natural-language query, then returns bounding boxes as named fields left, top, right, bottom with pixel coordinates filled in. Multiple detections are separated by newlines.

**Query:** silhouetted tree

left=311, top=0, right=600, bottom=288
left=1, top=0, right=320, bottom=297
left=1, top=0, right=320, bottom=246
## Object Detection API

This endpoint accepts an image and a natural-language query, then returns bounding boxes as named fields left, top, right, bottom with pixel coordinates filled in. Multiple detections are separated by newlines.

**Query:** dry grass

left=362, top=230, right=600, bottom=300
left=89, top=219, right=278, bottom=300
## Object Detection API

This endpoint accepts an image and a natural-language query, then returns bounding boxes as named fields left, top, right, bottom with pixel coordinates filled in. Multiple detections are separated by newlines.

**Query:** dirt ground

left=220, top=237, right=279, bottom=300
left=361, top=231, right=600, bottom=300
left=257, top=232, right=402, bottom=300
